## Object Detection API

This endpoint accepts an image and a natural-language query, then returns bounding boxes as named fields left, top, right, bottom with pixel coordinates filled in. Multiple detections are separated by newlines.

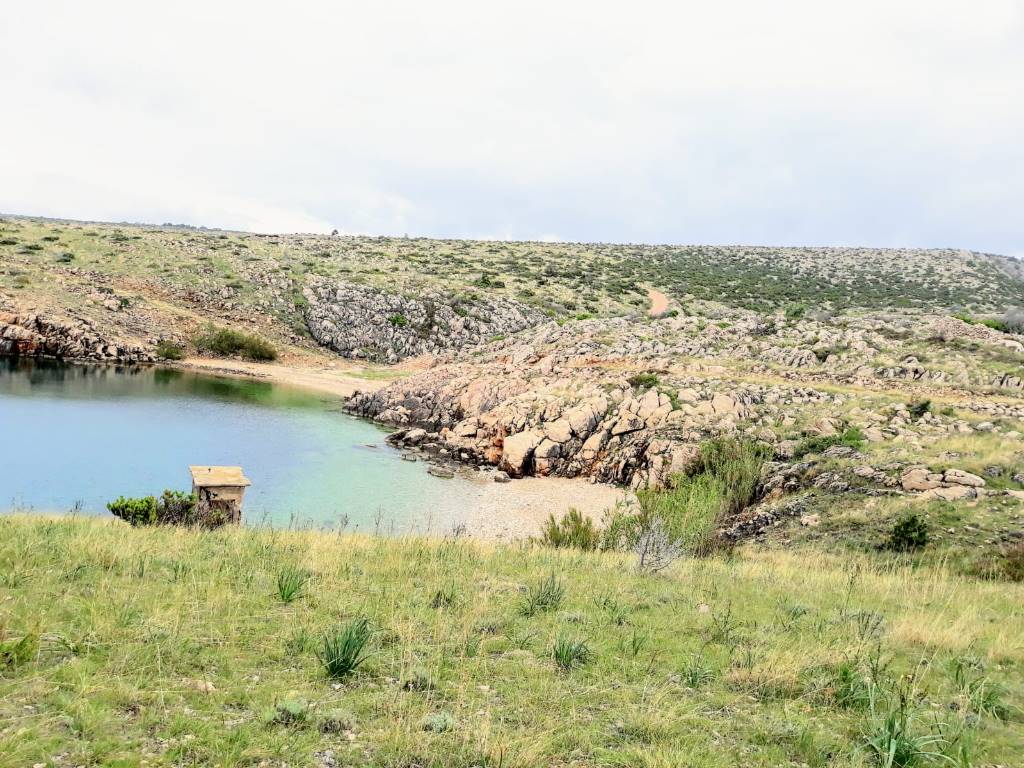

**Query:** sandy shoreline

left=173, top=355, right=394, bottom=398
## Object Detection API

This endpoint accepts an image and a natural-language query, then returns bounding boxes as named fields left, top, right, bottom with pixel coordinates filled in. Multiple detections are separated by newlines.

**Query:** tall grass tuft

left=520, top=573, right=565, bottom=617
left=317, top=618, right=372, bottom=679
left=552, top=634, right=593, bottom=671
left=276, top=565, right=309, bottom=603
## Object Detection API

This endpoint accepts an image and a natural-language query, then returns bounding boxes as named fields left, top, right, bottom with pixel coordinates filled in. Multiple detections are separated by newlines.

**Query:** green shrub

left=318, top=708, right=356, bottom=734
left=0, top=633, right=38, bottom=670
left=691, top=438, right=772, bottom=517
left=886, top=513, right=928, bottom=552
left=980, top=318, right=1009, bottom=333
left=387, top=314, right=408, bottom=327
left=400, top=665, right=435, bottom=691
left=106, top=495, right=158, bottom=526
left=627, top=372, right=660, bottom=389
left=981, top=542, right=1024, bottom=582
left=603, top=438, right=771, bottom=561
left=792, top=427, right=865, bottom=459
left=264, top=698, right=309, bottom=727
left=907, top=400, right=931, bottom=419
left=318, top=618, right=372, bottom=679
left=429, top=584, right=458, bottom=609
left=107, top=490, right=196, bottom=527
left=194, top=327, right=277, bottom=361
left=421, top=711, right=456, bottom=733
left=520, top=573, right=565, bottom=617
left=785, top=304, right=806, bottom=320
left=155, top=339, right=185, bottom=360
left=538, top=509, right=599, bottom=550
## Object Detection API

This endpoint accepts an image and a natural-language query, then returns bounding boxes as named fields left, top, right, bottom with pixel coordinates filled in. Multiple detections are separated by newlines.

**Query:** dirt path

left=647, top=287, right=670, bottom=317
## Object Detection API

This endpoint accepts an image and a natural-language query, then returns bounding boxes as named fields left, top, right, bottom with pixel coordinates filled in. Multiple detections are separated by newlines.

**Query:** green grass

left=1, top=516, right=1021, bottom=767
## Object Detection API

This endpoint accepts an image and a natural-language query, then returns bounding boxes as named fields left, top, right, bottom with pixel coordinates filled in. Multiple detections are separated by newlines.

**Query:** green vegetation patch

left=194, top=326, right=278, bottom=361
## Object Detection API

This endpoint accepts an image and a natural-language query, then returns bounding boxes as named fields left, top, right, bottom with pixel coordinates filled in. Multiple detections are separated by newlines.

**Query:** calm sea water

left=0, top=359, right=479, bottom=532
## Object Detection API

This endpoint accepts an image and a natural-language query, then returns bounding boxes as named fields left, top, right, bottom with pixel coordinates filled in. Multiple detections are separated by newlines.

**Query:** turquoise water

left=0, top=359, right=479, bottom=532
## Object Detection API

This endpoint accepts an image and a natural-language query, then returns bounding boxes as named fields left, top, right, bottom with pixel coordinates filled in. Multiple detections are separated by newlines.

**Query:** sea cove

left=0, top=359, right=536, bottom=535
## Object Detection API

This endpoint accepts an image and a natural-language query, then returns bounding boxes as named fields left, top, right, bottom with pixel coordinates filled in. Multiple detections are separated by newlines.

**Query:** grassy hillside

left=2, top=217, right=1023, bottom=339
left=1, top=517, right=1021, bottom=767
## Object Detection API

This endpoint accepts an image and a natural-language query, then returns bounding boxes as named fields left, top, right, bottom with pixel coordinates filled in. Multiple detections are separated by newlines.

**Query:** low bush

left=886, top=512, right=929, bottom=552
left=603, top=438, right=771, bottom=567
left=194, top=326, right=277, bottom=361
left=538, top=508, right=600, bottom=550
left=387, top=313, right=408, bottom=327
left=264, top=698, right=309, bottom=727
left=155, top=339, right=185, bottom=360
left=627, top=372, right=660, bottom=389
left=978, top=542, right=1024, bottom=582
left=107, top=490, right=196, bottom=527
left=792, top=427, right=865, bottom=459
left=421, top=711, right=456, bottom=733
left=907, top=399, right=931, bottom=419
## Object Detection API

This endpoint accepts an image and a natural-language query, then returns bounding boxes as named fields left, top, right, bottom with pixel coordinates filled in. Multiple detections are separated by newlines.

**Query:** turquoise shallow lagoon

left=0, top=359, right=482, bottom=533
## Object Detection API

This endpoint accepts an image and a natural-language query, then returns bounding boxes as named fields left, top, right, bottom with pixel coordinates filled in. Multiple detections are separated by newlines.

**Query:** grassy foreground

left=1, top=517, right=1022, bottom=767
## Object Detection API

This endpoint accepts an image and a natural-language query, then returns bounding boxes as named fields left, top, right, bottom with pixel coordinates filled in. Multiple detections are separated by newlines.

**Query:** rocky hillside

left=302, top=278, right=545, bottom=363
left=3, top=216, right=1024, bottom=341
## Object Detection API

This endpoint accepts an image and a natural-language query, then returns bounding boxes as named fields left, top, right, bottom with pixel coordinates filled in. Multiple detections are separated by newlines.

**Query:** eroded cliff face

left=302, top=279, right=545, bottom=363
left=0, top=312, right=154, bottom=363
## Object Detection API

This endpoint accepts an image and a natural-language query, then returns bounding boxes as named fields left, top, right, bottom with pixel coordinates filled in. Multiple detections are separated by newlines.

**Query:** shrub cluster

left=194, top=327, right=277, bottom=361
left=155, top=339, right=185, bottom=360
left=886, top=512, right=929, bottom=552
left=107, top=490, right=197, bottom=527
left=599, top=438, right=771, bottom=567
left=792, top=426, right=865, bottom=459
left=538, top=508, right=599, bottom=550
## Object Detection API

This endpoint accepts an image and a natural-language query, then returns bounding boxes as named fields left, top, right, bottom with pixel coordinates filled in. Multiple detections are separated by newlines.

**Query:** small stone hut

left=189, top=466, right=251, bottom=525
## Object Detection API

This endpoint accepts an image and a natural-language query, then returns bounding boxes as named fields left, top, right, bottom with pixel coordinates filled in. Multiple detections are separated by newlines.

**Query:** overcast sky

left=2, top=2, right=1021, bottom=254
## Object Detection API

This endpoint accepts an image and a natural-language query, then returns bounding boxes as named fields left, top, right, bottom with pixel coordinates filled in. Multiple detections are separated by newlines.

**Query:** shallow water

left=0, top=359, right=483, bottom=533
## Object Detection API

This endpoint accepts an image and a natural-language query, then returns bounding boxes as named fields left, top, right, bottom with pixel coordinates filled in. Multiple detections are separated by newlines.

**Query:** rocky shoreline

left=0, top=311, right=154, bottom=363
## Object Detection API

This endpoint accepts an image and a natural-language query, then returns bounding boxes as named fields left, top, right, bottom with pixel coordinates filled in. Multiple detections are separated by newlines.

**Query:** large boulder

left=900, top=467, right=942, bottom=491
left=942, top=469, right=986, bottom=488
left=499, top=430, right=544, bottom=477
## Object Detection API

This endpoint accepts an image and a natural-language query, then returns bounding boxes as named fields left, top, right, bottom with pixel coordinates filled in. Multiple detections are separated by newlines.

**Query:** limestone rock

left=942, top=469, right=985, bottom=488
left=500, top=430, right=544, bottom=477
left=901, top=468, right=942, bottom=491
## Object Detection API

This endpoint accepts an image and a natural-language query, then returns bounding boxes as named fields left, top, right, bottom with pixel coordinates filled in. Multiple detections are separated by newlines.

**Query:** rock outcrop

left=302, top=279, right=545, bottom=363
left=0, top=312, right=154, bottom=363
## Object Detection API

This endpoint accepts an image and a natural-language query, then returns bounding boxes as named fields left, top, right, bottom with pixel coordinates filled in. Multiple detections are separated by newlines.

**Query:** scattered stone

left=942, top=469, right=986, bottom=488
left=922, top=485, right=978, bottom=502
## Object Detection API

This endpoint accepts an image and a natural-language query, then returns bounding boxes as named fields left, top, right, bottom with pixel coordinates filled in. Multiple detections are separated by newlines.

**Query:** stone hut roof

left=189, top=466, right=251, bottom=488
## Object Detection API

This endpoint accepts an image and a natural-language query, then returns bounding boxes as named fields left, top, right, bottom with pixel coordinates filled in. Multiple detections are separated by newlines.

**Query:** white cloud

left=0, top=1, right=1021, bottom=252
